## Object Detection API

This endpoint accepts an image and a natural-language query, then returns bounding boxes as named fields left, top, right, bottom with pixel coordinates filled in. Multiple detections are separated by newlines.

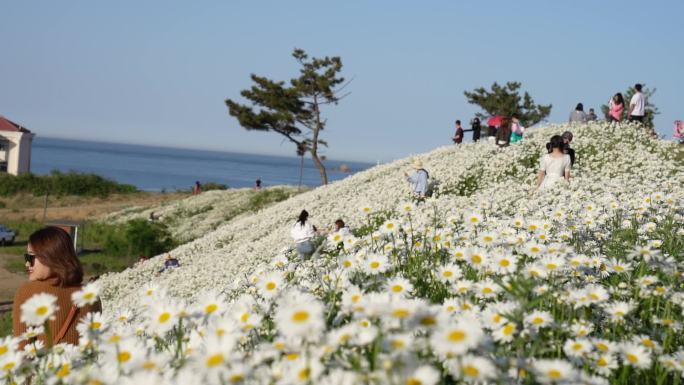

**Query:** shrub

left=248, top=188, right=292, bottom=212
left=202, top=182, right=228, bottom=191
left=104, top=219, right=174, bottom=260
left=0, top=171, right=137, bottom=197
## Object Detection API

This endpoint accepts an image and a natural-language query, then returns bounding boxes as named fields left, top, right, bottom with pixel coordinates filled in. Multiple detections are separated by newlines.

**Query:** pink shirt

left=609, top=101, right=624, bottom=121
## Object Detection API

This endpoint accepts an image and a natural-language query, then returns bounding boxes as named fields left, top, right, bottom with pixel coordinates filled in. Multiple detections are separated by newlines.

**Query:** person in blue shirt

left=158, top=254, right=180, bottom=274
left=404, top=160, right=429, bottom=198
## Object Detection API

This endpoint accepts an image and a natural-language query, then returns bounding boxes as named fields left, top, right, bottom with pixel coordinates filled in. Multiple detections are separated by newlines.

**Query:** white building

left=0, top=116, right=35, bottom=175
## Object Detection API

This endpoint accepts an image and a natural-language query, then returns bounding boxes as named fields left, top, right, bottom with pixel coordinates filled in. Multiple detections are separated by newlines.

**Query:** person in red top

left=452, top=120, right=464, bottom=144
left=193, top=181, right=202, bottom=195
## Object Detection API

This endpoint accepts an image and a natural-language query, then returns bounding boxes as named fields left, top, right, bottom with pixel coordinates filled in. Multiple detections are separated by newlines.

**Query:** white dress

left=539, top=153, right=571, bottom=190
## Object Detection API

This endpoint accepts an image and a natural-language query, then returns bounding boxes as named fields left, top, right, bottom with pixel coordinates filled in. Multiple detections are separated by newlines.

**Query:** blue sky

left=1, top=0, right=682, bottom=162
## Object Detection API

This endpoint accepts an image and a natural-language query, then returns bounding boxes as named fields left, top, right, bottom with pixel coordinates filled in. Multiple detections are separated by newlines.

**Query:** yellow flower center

left=597, top=357, right=608, bottom=367
left=572, top=343, right=583, bottom=351
left=393, top=309, right=410, bottom=318
left=0, top=346, right=7, bottom=355
left=503, top=324, right=515, bottom=336
left=240, top=313, right=250, bottom=322
left=443, top=271, right=453, bottom=277
left=391, top=285, right=403, bottom=293
left=499, top=259, right=510, bottom=267
left=392, top=340, right=405, bottom=349
left=471, top=255, right=482, bottom=264
left=343, top=260, right=352, bottom=268
left=36, top=306, right=49, bottom=316
left=56, top=364, right=70, bottom=378
left=532, top=317, right=544, bottom=325
left=298, top=368, right=311, bottom=381
left=205, top=304, right=218, bottom=314
left=406, top=378, right=422, bottom=385
left=463, top=365, right=479, bottom=377
left=482, top=287, right=493, bottom=294
left=266, top=282, right=277, bottom=291
left=158, top=312, right=171, bottom=324
left=420, top=316, right=436, bottom=326
left=370, top=261, right=380, bottom=269
left=547, top=369, right=562, bottom=379
left=626, top=354, right=638, bottom=363
left=90, top=322, right=102, bottom=330
left=206, top=354, right=224, bottom=367
left=448, top=330, right=466, bottom=342
left=229, top=374, right=244, bottom=383
left=292, top=311, right=310, bottom=323
left=118, top=351, right=131, bottom=363
left=546, top=263, right=558, bottom=270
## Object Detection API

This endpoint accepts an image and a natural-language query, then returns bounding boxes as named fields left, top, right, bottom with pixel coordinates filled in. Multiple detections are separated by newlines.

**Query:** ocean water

left=31, top=137, right=373, bottom=192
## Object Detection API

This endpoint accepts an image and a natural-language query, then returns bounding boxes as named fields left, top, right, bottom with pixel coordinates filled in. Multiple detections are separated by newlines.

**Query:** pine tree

left=464, top=82, right=552, bottom=126
left=226, top=49, right=348, bottom=185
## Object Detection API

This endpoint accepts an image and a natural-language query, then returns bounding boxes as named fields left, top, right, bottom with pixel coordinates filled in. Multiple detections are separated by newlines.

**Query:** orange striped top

left=13, top=279, right=100, bottom=346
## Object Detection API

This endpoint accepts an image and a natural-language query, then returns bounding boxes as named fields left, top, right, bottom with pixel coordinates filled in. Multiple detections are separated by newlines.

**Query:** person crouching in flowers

left=13, top=227, right=100, bottom=347
left=290, top=210, right=318, bottom=259
left=404, top=160, right=429, bottom=200
left=534, top=135, right=572, bottom=192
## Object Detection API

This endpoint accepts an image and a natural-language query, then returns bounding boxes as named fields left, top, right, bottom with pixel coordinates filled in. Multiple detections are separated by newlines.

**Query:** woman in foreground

left=535, top=135, right=572, bottom=192
left=13, top=227, right=100, bottom=345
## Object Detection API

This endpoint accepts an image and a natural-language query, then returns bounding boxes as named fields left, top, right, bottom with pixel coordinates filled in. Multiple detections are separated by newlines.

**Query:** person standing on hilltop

left=193, top=181, right=202, bottom=195
left=628, top=83, right=646, bottom=123
left=452, top=120, right=464, bottom=144
left=510, top=114, right=525, bottom=143
left=404, top=160, right=429, bottom=199
left=495, top=118, right=512, bottom=147
left=608, top=93, right=625, bottom=122
left=587, top=108, right=598, bottom=121
left=290, top=210, right=317, bottom=259
left=469, top=117, right=482, bottom=142
left=569, top=103, right=588, bottom=123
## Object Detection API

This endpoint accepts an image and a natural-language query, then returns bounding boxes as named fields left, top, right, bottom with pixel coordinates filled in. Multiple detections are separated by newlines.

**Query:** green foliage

left=248, top=188, right=295, bottom=212
left=0, top=312, right=12, bottom=338
left=0, top=171, right=137, bottom=197
left=226, top=48, right=348, bottom=185
left=201, top=182, right=228, bottom=191
left=600, top=84, right=659, bottom=127
left=104, top=219, right=174, bottom=260
left=464, top=81, right=552, bottom=126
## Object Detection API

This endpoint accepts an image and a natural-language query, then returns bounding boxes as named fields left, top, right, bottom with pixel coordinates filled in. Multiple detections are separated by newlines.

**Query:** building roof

left=0, top=116, right=31, bottom=133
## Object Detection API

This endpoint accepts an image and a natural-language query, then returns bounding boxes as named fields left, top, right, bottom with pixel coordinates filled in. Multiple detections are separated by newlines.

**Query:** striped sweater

left=13, top=279, right=100, bottom=345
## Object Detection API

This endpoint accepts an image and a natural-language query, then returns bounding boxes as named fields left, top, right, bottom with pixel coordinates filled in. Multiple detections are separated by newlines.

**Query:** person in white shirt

left=628, top=83, right=646, bottom=123
left=290, top=210, right=317, bottom=259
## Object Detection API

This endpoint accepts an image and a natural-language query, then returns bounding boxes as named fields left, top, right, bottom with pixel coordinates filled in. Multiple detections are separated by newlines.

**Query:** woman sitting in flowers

left=290, top=210, right=318, bottom=259
left=535, top=135, right=572, bottom=191
left=13, top=227, right=101, bottom=346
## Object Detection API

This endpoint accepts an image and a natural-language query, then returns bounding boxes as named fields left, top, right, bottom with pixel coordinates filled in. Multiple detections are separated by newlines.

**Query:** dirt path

left=0, top=253, right=26, bottom=302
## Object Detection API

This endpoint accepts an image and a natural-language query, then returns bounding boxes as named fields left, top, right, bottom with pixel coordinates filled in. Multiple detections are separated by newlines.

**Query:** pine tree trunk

left=311, top=95, right=328, bottom=185
left=309, top=151, right=328, bottom=185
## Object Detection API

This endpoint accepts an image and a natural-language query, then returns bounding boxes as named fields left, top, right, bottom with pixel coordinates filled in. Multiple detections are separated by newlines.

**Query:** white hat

left=413, top=160, right=424, bottom=169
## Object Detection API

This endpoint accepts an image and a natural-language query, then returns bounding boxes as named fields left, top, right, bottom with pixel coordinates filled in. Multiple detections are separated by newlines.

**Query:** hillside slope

left=17, top=121, right=684, bottom=384
left=99, top=122, right=683, bottom=306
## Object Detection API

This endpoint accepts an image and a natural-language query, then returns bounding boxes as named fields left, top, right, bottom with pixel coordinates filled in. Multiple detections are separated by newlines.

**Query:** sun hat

left=413, top=160, right=424, bottom=169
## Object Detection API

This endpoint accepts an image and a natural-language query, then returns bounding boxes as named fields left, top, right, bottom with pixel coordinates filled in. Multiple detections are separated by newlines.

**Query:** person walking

left=628, top=83, right=646, bottom=123
left=469, top=117, right=482, bottom=142
left=290, top=210, right=317, bottom=259
left=608, top=93, right=625, bottom=122
left=510, top=114, right=525, bottom=143
left=569, top=103, right=588, bottom=123
left=535, top=135, right=572, bottom=192
left=13, top=227, right=101, bottom=347
left=562, top=131, right=576, bottom=166
left=452, top=120, right=464, bottom=144
left=495, top=118, right=512, bottom=147
left=404, top=160, right=429, bottom=199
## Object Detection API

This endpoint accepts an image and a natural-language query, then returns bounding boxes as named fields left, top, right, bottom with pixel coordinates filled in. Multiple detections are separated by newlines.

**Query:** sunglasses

left=24, top=253, right=36, bottom=267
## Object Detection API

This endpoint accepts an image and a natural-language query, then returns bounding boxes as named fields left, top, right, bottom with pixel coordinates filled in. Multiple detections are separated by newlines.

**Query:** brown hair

left=335, top=219, right=345, bottom=229
left=29, top=227, right=83, bottom=287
